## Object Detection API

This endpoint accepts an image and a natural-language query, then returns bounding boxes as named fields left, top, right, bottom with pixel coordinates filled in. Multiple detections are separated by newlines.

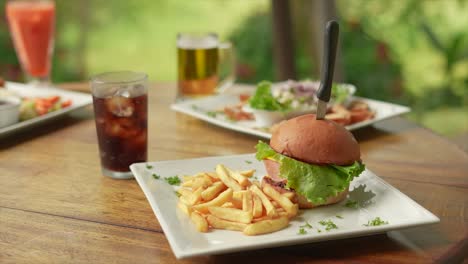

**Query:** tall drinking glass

left=6, top=0, right=55, bottom=86
left=177, top=32, right=235, bottom=99
left=91, top=71, right=148, bottom=179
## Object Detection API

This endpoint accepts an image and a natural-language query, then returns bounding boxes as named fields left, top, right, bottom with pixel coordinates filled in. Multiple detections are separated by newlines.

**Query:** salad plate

left=130, top=154, right=439, bottom=259
left=171, top=82, right=410, bottom=139
left=0, top=81, right=92, bottom=138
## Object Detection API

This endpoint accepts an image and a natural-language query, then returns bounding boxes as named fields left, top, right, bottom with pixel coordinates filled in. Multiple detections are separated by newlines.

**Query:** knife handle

left=317, top=20, right=339, bottom=103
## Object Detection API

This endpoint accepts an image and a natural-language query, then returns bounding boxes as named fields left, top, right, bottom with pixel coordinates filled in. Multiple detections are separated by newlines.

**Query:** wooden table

left=1, top=83, right=467, bottom=264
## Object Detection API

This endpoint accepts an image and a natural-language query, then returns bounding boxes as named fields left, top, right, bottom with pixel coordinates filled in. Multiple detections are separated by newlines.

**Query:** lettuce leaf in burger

left=256, top=114, right=365, bottom=208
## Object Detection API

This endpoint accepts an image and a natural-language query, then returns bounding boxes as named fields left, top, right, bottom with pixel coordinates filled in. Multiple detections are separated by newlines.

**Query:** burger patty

left=262, top=176, right=289, bottom=194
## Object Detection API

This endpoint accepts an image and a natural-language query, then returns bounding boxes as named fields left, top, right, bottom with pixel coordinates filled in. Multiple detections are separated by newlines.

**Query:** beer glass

left=177, top=33, right=235, bottom=99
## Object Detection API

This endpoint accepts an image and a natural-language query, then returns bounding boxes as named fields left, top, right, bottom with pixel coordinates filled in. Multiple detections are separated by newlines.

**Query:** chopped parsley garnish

left=317, top=229, right=322, bottom=233
left=364, top=217, right=388, bottom=227
left=146, top=164, right=153, bottom=169
left=206, top=111, right=218, bottom=118
left=298, top=227, right=307, bottom=235
left=245, top=160, right=253, bottom=164
left=336, top=215, right=343, bottom=219
left=165, top=176, right=181, bottom=186
left=319, top=220, right=338, bottom=231
left=174, top=191, right=182, bottom=197
left=300, top=221, right=313, bottom=229
left=191, top=105, right=219, bottom=118
left=152, top=173, right=160, bottom=179
left=344, top=199, right=358, bottom=208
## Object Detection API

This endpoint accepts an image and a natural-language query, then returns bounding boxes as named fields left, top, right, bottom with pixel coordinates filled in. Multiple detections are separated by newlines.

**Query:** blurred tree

left=229, top=11, right=314, bottom=83
left=228, top=2, right=402, bottom=103
left=52, top=0, right=90, bottom=82
left=339, top=20, right=403, bottom=102
left=337, top=0, right=468, bottom=111
left=290, top=0, right=345, bottom=81
left=271, top=0, right=296, bottom=80
left=229, top=12, right=275, bottom=83
left=420, top=23, right=468, bottom=107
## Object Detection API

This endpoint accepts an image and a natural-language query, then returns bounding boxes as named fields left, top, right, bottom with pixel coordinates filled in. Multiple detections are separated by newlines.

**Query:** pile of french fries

left=177, top=164, right=299, bottom=236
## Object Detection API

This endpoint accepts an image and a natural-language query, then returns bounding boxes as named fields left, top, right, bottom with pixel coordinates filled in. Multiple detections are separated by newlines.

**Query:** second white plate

left=0, top=81, right=92, bottom=138
left=171, top=92, right=410, bottom=139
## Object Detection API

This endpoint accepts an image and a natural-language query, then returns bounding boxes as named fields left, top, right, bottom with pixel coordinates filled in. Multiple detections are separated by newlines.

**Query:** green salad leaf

left=331, top=84, right=350, bottom=104
left=248, top=81, right=288, bottom=111
left=19, top=100, right=38, bottom=121
left=255, top=141, right=364, bottom=205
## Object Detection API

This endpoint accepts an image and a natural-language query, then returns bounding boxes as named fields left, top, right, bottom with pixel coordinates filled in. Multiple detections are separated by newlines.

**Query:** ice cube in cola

left=93, top=93, right=147, bottom=172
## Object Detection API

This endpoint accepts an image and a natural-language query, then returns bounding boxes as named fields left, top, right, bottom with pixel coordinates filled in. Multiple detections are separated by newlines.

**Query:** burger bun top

left=270, top=114, right=360, bottom=165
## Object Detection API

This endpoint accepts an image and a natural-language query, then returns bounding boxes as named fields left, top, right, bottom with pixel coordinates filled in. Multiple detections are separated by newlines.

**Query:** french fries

left=263, top=184, right=298, bottom=218
left=252, top=194, right=263, bottom=218
left=243, top=216, right=289, bottom=236
left=233, top=190, right=247, bottom=200
left=176, top=164, right=300, bottom=236
left=177, top=201, right=192, bottom=215
left=252, top=180, right=261, bottom=188
left=201, top=181, right=226, bottom=201
left=192, top=188, right=233, bottom=213
left=192, top=175, right=212, bottom=190
left=206, top=215, right=247, bottom=231
left=208, top=207, right=253, bottom=224
left=177, top=188, right=192, bottom=197
left=221, top=202, right=235, bottom=208
left=226, top=167, right=250, bottom=187
left=184, top=187, right=203, bottom=206
left=216, top=164, right=243, bottom=191
left=191, top=211, right=209, bottom=232
left=182, top=175, right=194, bottom=182
left=205, top=172, right=218, bottom=179
left=239, top=169, right=255, bottom=177
left=250, top=185, right=278, bottom=218
left=232, top=190, right=246, bottom=209
left=242, top=190, right=253, bottom=214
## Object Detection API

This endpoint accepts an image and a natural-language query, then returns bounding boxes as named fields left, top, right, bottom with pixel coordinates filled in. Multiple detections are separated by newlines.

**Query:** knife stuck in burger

left=256, top=20, right=365, bottom=209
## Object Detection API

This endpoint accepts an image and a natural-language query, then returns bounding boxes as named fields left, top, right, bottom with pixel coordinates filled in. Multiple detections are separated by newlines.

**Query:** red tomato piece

left=61, top=99, right=72, bottom=108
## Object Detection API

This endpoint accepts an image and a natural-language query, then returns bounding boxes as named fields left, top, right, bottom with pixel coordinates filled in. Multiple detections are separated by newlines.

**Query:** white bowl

left=0, top=95, right=21, bottom=128
left=243, top=105, right=316, bottom=127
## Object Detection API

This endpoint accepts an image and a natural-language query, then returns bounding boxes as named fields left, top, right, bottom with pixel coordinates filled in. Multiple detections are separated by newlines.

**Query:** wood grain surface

left=0, top=82, right=467, bottom=263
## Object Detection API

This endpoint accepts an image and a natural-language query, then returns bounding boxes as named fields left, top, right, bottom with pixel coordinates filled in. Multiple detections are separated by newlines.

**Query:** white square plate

left=0, top=81, right=92, bottom=138
left=171, top=92, right=410, bottom=139
left=130, top=154, right=439, bottom=259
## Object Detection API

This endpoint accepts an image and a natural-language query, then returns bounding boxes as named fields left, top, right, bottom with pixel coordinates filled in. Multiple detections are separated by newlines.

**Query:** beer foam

left=177, top=35, right=218, bottom=49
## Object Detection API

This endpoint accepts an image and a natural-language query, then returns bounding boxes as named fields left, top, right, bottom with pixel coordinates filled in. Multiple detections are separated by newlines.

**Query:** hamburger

left=256, top=114, right=365, bottom=209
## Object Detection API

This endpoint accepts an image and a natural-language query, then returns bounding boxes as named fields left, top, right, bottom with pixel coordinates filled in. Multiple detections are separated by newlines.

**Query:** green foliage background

left=0, top=0, right=466, bottom=136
